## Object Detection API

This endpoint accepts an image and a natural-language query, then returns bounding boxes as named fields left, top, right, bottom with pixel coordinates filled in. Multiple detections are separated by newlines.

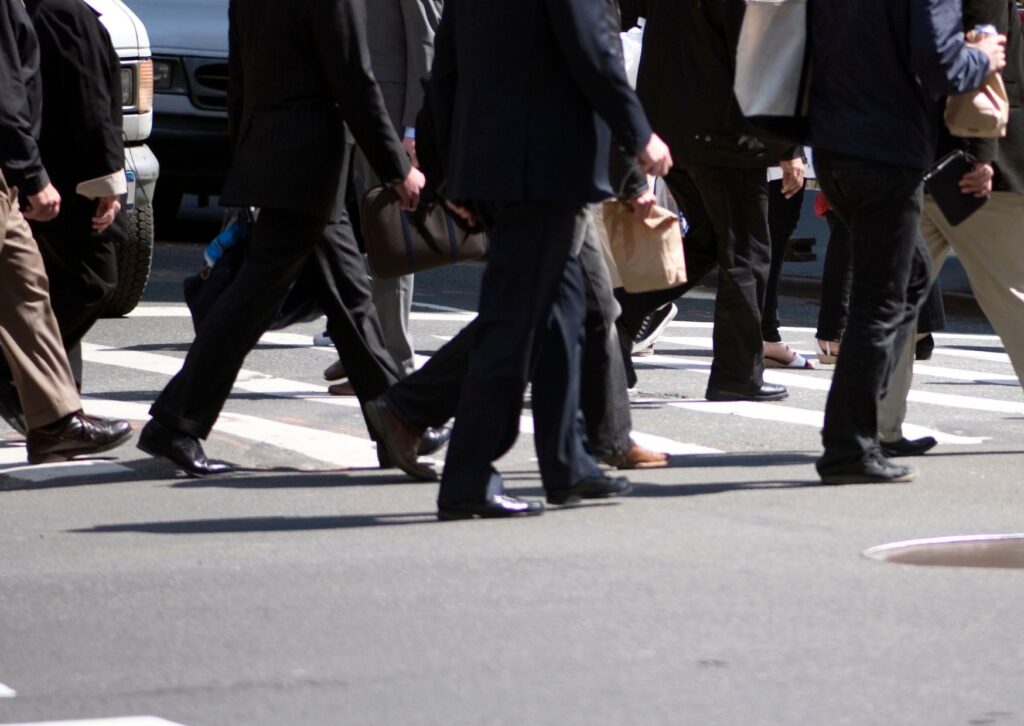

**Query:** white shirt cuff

left=76, top=170, right=127, bottom=199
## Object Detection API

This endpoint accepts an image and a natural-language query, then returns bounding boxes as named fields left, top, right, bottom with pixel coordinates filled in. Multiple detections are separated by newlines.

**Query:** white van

left=85, top=0, right=160, bottom=316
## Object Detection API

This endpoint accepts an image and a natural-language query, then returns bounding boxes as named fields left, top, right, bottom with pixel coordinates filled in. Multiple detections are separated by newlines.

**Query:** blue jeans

left=813, top=151, right=931, bottom=471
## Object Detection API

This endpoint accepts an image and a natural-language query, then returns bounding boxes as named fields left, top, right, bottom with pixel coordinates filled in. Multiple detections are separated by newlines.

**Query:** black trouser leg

left=151, top=208, right=326, bottom=438
left=814, top=152, right=931, bottom=470
left=763, top=180, right=805, bottom=343
left=438, top=204, right=588, bottom=503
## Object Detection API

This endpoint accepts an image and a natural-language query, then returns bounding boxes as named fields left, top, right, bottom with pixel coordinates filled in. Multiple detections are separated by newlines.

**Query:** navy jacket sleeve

left=544, top=0, right=652, bottom=156
left=0, top=0, right=48, bottom=194
left=910, top=0, right=990, bottom=96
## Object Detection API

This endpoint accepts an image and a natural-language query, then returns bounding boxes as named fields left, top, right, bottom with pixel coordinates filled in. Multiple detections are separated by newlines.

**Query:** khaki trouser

left=879, top=192, right=1024, bottom=442
left=0, top=172, right=80, bottom=429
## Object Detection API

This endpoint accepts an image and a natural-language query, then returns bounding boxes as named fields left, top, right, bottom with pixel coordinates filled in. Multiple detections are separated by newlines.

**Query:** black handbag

left=923, top=150, right=989, bottom=226
left=361, top=186, right=488, bottom=279
left=183, top=212, right=321, bottom=332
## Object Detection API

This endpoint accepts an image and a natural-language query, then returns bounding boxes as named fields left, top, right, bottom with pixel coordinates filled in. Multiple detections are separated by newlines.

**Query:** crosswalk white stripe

left=0, top=459, right=132, bottom=482
left=80, top=399, right=381, bottom=468
left=0, top=681, right=15, bottom=697
left=83, top=343, right=726, bottom=459
left=258, top=332, right=432, bottom=369
left=1, top=719, right=186, bottom=726
left=668, top=400, right=985, bottom=445
left=637, top=351, right=1024, bottom=417
left=122, top=303, right=1009, bottom=347
left=930, top=347, right=1011, bottom=364
left=658, top=335, right=1017, bottom=378
left=517, top=416, right=723, bottom=455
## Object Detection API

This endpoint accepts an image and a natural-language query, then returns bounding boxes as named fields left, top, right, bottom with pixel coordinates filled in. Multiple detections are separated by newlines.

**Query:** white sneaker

left=312, top=331, right=332, bottom=347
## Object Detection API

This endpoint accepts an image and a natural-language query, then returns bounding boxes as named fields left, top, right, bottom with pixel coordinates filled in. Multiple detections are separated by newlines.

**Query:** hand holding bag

left=361, top=186, right=488, bottom=279
left=599, top=201, right=687, bottom=293
left=923, top=150, right=990, bottom=226
left=945, top=72, right=1010, bottom=139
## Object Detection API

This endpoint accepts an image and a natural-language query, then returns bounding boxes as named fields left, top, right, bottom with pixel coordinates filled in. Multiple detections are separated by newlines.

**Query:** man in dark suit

left=615, top=0, right=803, bottom=402
left=0, top=0, right=127, bottom=429
left=369, top=0, right=671, bottom=519
left=138, top=0, right=424, bottom=476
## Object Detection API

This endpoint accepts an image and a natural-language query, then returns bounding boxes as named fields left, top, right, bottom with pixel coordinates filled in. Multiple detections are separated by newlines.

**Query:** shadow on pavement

left=71, top=511, right=438, bottom=534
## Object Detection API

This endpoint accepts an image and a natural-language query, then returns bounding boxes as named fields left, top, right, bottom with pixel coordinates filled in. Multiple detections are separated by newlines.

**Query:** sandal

left=764, top=341, right=816, bottom=369
left=817, top=339, right=840, bottom=365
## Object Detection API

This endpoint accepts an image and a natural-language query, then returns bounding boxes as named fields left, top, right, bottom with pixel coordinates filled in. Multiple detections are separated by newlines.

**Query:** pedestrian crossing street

left=1, top=304, right=1020, bottom=483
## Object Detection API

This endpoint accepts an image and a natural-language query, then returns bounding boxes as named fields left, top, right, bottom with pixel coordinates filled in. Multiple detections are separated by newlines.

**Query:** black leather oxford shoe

left=437, top=494, right=545, bottom=521
left=26, top=411, right=133, bottom=464
left=547, top=474, right=633, bottom=505
left=137, top=419, right=233, bottom=477
left=705, top=381, right=788, bottom=402
left=880, top=436, right=937, bottom=458
left=418, top=426, right=452, bottom=456
left=818, top=456, right=917, bottom=485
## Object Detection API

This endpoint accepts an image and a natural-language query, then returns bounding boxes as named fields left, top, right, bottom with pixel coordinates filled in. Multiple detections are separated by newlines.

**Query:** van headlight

left=120, top=66, right=135, bottom=107
left=153, top=59, right=174, bottom=90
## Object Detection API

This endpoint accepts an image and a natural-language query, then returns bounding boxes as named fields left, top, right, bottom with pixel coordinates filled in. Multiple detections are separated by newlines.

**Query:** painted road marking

left=0, top=460, right=132, bottom=483
left=80, top=399, right=380, bottom=469
left=668, top=400, right=985, bottom=446
left=2, top=718, right=186, bottom=726
left=0, top=681, right=16, bottom=697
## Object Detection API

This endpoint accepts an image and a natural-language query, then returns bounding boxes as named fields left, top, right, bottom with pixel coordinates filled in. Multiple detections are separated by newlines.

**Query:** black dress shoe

left=26, top=411, right=133, bottom=464
left=547, top=474, right=633, bottom=505
left=137, top=419, right=233, bottom=477
left=818, top=455, right=917, bottom=485
left=880, top=436, right=937, bottom=458
left=705, top=381, right=788, bottom=402
left=418, top=426, right=452, bottom=456
left=915, top=333, right=935, bottom=361
left=437, top=493, right=545, bottom=520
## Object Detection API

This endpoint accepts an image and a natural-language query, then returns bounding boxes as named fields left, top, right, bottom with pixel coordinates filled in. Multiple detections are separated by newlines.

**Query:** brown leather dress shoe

left=323, top=360, right=347, bottom=381
left=26, top=411, right=133, bottom=465
left=364, top=397, right=438, bottom=481
left=600, top=441, right=670, bottom=470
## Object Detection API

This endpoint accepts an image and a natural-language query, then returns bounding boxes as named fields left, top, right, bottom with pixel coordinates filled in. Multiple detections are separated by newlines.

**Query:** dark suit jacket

left=430, top=0, right=652, bottom=205
left=961, top=0, right=1024, bottom=193
left=26, top=0, right=122, bottom=196
left=220, top=0, right=410, bottom=219
left=625, top=0, right=796, bottom=168
left=367, top=0, right=441, bottom=132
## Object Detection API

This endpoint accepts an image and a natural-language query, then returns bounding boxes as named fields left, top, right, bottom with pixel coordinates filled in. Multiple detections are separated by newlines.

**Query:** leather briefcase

left=361, top=186, right=488, bottom=279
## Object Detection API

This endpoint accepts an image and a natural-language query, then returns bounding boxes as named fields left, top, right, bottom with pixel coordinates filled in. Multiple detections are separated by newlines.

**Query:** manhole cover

left=864, top=534, right=1024, bottom=569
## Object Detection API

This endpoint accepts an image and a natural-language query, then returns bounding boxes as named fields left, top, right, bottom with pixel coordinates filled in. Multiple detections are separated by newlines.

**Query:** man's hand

left=92, top=196, right=121, bottom=232
left=23, top=183, right=61, bottom=222
left=394, top=167, right=425, bottom=211
left=960, top=161, right=994, bottom=197
left=968, top=33, right=1007, bottom=74
left=780, top=157, right=806, bottom=198
left=402, top=137, right=419, bottom=169
left=637, top=133, right=673, bottom=177
left=627, top=189, right=657, bottom=219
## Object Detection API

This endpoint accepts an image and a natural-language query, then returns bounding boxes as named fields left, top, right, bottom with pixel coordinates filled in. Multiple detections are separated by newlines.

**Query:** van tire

left=103, top=203, right=155, bottom=317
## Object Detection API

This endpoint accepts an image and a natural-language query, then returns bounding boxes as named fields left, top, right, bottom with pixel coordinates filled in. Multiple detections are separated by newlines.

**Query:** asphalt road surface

left=2, top=237, right=1023, bottom=726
